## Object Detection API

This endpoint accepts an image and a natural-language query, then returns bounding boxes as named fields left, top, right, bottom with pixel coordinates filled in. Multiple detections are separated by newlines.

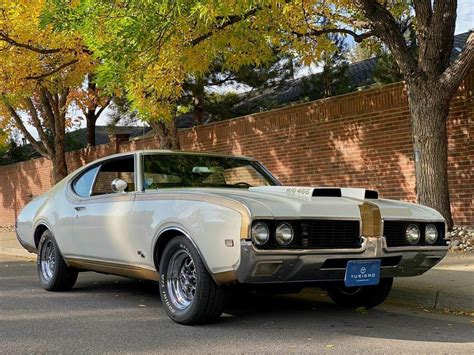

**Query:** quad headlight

left=405, top=224, right=421, bottom=244
left=275, top=223, right=294, bottom=246
left=425, top=224, right=438, bottom=245
left=251, top=222, right=270, bottom=245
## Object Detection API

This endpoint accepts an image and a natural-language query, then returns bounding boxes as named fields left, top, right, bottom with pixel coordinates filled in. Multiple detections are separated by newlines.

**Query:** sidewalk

left=0, top=231, right=35, bottom=260
left=389, top=253, right=474, bottom=312
left=1, top=231, right=473, bottom=312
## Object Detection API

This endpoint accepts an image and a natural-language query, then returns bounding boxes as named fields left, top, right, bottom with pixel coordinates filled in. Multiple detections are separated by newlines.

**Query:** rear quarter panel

left=16, top=180, right=75, bottom=252
left=16, top=194, right=50, bottom=248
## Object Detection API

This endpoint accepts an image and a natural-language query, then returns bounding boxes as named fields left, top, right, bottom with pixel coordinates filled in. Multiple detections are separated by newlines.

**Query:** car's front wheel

left=159, top=236, right=225, bottom=325
left=326, top=277, right=393, bottom=308
left=37, top=230, right=78, bottom=291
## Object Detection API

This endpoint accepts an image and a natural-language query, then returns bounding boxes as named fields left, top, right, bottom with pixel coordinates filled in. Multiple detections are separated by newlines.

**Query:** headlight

left=275, top=223, right=294, bottom=245
left=425, top=224, right=438, bottom=244
left=405, top=224, right=420, bottom=244
left=251, top=222, right=270, bottom=245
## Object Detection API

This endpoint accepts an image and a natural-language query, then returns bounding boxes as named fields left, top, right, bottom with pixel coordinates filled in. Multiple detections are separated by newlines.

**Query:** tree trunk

left=52, top=112, right=68, bottom=183
left=86, top=111, right=97, bottom=147
left=150, top=118, right=180, bottom=149
left=192, top=79, right=206, bottom=125
left=51, top=152, right=68, bottom=184
left=407, top=81, right=453, bottom=229
left=193, top=94, right=205, bottom=125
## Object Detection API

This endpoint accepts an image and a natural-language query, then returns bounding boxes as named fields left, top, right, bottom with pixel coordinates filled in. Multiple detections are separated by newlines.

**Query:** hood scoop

left=312, top=188, right=378, bottom=199
left=249, top=186, right=378, bottom=201
left=312, top=188, right=342, bottom=197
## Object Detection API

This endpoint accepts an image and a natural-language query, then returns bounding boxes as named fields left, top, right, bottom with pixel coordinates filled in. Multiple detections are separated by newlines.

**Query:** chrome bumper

left=235, top=237, right=448, bottom=284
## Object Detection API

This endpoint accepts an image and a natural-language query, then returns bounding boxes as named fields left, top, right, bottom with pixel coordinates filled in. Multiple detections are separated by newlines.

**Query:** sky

left=20, top=3, right=474, bottom=139
left=456, top=0, right=474, bottom=35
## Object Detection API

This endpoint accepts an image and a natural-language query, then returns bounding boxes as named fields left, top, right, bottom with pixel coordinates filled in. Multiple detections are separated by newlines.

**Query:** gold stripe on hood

left=359, top=203, right=382, bottom=237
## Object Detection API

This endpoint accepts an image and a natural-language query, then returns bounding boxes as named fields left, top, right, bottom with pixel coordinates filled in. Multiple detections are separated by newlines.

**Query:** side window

left=72, top=166, right=100, bottom=198
left=92, top=156, right=135, bottom=195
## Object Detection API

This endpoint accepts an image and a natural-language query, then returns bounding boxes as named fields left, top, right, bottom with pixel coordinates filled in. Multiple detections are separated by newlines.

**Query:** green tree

left=301, top=34, right=352, bottom=100
left=46, top=0, right=474, bottom=227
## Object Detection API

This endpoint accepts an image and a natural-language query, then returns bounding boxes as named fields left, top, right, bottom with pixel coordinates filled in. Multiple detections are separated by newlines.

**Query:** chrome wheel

left=40, top=239, right=56, bottom=282
left=166, top=249, right=197, bottom=310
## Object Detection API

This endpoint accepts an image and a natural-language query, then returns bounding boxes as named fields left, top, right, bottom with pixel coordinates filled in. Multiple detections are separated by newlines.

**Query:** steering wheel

left=233, top=182, right=251, bottom=188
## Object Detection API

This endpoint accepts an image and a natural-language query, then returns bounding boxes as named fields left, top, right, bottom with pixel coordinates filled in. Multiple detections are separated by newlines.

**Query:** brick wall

left=0, top=73, right=472, bottom=226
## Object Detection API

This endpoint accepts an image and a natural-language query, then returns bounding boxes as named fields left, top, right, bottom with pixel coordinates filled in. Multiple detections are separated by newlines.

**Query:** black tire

left=37, top=230, right=78, bottom=291
left=326, top=277, right=393, bottom=308
left=159, top=236, right=225, bottom=325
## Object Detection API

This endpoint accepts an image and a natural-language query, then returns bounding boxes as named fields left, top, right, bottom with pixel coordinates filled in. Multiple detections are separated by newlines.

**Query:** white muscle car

left=16, top=151, right=448, bottom=324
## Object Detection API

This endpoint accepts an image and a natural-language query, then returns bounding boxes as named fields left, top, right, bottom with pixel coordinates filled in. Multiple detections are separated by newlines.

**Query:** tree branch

left=3, top=102, right=49, bottom=157
left=355, top=0, right=417, bottom=76
left=25, top=59, right=78, bottom=80
left=292, top=27, right=374, bottom=43
left=421, top=0, right=457, bottom=75
left=24, top=97, right=54, bottom=157
left=57, top=87, right=70, bottom=134
left=0, top=30, right=62, bottom=54
left=440, top=31, right=474, bottom=95
left=413, top=0, right=432, bottom=30
left=39, top=87, right=57, bottom=135
left=190, top=6, right=262, bottom=46
left=207, top=73, right=235, bottom=86
left=94, top=98, right=111, bottom=119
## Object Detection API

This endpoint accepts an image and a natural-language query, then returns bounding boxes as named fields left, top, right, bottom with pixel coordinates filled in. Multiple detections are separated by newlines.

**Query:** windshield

left=143, top=154, right=278, bottom=189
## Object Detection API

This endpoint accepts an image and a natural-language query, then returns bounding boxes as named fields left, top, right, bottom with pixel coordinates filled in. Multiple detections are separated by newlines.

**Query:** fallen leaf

left=326, top=344, right=335, bottom=348
left=138, top=304, right=147, bottom=308
left=355, top=307, right=368, bottom=314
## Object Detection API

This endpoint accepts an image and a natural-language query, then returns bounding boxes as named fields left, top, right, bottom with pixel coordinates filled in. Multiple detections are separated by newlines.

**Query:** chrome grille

left=257, top=220, right=361, bottom=249
left=384, top=221, right=446, bottom=247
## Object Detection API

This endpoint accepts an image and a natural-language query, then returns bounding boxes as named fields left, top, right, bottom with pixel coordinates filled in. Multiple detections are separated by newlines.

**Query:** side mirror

left=111, top=178, right=128, bottom=193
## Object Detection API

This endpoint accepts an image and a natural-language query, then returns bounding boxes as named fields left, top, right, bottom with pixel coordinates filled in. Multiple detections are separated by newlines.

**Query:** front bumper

left=235, top=237, right=448, bottom=284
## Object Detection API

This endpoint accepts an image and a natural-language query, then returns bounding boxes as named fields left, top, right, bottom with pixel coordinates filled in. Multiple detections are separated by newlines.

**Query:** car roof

left=68, top=150, right=256, bottom=182
left=85, top=150, right=255, bottom=166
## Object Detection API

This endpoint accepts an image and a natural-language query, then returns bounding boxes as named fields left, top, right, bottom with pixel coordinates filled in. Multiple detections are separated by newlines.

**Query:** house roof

left=67, top=125, right=152, bottom=147
left=177, top=31, right=471, bottom=128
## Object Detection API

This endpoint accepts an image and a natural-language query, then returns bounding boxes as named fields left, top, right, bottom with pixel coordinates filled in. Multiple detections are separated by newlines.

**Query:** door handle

left=74, top=206, right=86, bottom=211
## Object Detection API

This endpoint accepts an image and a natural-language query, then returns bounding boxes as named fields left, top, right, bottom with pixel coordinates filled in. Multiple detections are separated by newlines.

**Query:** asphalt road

left=1, top=255, right=473, bottom=354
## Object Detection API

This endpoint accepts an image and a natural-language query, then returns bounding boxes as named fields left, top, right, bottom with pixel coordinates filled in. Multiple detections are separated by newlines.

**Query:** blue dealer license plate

left=344, top=259, right=381, bottom=287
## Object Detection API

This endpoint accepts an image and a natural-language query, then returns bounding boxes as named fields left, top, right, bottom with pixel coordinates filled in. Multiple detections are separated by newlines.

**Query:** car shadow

left=71, top=273, right=473, bottom=345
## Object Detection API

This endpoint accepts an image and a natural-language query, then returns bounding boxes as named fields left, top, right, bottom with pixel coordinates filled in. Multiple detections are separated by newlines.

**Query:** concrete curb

left=387, top=286, right=474, bottom=313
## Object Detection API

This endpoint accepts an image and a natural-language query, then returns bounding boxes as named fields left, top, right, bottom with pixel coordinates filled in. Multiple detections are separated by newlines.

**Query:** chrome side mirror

left=111, top=178, right=128, bottom=193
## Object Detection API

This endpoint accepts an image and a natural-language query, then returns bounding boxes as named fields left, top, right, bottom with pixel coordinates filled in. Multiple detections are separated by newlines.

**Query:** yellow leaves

left=0, top=0, right=91, bottom=105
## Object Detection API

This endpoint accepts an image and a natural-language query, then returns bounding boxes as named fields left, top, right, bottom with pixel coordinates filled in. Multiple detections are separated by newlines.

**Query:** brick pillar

left=108, top=134, right=131, bottom=153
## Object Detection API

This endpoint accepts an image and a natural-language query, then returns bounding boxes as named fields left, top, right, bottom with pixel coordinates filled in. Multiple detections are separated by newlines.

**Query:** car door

left=70, top=154, right=139, bottom=264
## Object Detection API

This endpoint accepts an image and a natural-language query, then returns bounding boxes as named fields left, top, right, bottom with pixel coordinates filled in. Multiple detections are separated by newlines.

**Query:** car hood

left=181, top=186, right=445, bottom=221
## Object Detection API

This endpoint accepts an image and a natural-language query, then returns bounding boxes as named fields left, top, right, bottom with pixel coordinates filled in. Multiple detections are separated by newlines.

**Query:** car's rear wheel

left=159, top=236, right=225, bottom=325
left=326, top=277, right=393, bottom=308
left=37, top=230, right=78, bottom=291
